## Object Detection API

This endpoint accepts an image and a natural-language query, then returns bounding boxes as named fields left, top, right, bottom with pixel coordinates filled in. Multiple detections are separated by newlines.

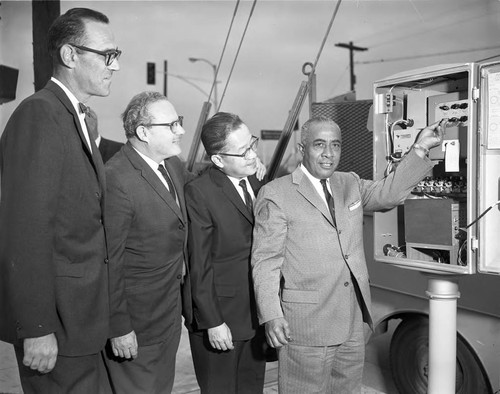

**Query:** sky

left=2, top=0, right=500, bottom=163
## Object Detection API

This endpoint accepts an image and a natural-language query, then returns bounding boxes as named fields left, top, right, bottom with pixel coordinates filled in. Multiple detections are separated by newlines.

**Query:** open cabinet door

left=478, top=61, right=500, bottom=275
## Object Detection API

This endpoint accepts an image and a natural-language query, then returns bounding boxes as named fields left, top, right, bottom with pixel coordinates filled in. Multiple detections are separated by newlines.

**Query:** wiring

left=457, top=240, right=467, bottom=266
left=464, top=200, right=500, bottom=229
left=382, top=86, right=411, bottom=176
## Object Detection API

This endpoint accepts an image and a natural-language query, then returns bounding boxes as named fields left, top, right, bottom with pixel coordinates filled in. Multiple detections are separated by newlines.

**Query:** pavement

left=0, top=324, right=398, bottom=394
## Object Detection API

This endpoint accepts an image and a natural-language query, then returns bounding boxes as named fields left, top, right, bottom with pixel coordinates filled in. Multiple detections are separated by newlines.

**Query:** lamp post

left=188, top=57, right=218, bottom=112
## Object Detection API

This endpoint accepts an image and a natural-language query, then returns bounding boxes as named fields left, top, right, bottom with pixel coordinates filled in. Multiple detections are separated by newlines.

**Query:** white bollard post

left=426, top=276, right=460, bottom=394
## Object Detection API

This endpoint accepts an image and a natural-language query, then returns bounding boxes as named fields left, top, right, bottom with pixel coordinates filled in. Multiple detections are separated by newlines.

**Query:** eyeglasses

left=146, top=116, right=184, bottom=133
left=70, top=43, right=122, bottom=66
left=218, top=136, right=259, bottom=159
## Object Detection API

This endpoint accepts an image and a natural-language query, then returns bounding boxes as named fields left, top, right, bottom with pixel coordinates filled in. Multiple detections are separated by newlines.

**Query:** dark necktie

left=158, top=163, right=178, bottom=203
left=320, top=179, right=336, bottom=226
left=79, top=103, right=99, bottom=146
left=77, top=103, right=105, bottom=193
left=239, top=179, right=253, bottom=214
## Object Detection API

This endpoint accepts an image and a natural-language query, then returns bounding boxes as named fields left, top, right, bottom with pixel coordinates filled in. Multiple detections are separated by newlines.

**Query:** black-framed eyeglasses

left=218, top=136, right=259, bottom=159
left=70, top=43, right=122, bottom=66
left=146, top=116, right=184, bottom=133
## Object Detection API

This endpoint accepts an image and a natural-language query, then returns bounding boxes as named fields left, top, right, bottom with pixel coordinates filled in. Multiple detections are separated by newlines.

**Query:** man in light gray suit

left=251, top=116, right=445, bottom=393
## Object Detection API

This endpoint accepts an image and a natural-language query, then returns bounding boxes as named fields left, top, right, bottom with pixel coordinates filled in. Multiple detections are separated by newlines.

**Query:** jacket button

left=104, top=258, right=109, bottom=264
left=344, top=254, right=349, bottom=259
left=178, top=224, right=184, bottom=230
left=344, top=282, right=349, bottom=287
left=95, top=192, right=100, bottom=199
left=338, top=229, right=342, bottom=234
left=177, top=274, right=182, bottom=280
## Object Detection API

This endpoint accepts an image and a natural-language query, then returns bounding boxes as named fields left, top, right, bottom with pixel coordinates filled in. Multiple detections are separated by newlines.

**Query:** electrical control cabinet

left=373, top=62, right=500, bottom=275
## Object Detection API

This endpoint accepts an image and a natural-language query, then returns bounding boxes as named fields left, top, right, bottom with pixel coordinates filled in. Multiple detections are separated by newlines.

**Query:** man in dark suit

left=251, top=116, right=445, bottom=393
left=185, top=112, right=266, bottom=393
left=0, top=8, right=120, bottom=393
left=103, top=91, right=193, bottom=394
left=99, top=137, right=123, bottom=163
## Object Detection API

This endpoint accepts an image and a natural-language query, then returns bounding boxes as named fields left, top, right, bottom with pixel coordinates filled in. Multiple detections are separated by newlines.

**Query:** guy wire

left=218, top=0, right=258, bottom=111
left=207, top=0, right=241, bottom=111
left=309, top=0, right=343, bottom=77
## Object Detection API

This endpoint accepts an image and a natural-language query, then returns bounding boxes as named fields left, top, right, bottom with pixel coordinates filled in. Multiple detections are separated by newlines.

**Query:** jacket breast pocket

left=348, top=199, right=362, bottom=211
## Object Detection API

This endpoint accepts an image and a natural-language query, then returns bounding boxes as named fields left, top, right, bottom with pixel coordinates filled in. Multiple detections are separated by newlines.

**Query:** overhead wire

left=187, top=0, right=257, bottom=170
left=308, top=0, right=342, bottom=77
left=217, top=0, right=257, bottom=111
left=327, top=65, right=349, bottom=97
left=356, top=45, right=500, bottom=65
left=361, top=7, right=495, bottom=50
left=206, top=0, right=241, bottom=112
left=265, top=0, right=343, bottom=180
left=210, top=0, right=341, bottom=110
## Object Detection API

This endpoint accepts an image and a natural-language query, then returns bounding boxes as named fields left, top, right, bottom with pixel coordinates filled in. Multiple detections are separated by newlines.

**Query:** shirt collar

left=226, top=174, right=249, bottom=189
left=300, top=163, right=329, bottom=186
left=51, top=77, right=81, bottom=116
left=132, top=146, right=164, bottom=172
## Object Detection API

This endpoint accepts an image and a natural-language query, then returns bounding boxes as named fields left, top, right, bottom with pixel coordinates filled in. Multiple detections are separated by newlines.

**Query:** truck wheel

left=389, top=317, right=491, bottom=394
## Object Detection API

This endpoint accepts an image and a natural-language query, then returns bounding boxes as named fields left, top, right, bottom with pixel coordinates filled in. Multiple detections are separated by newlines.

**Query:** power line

left=355, top=45, right=500, bottom=65
left=360, top=7, right=495, bottom=51
left=327, top=65, right=349, bottom=98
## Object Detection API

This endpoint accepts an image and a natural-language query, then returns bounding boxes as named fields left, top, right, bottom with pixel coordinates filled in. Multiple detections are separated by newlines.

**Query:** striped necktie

left=320, top=178, right=336, bottom=226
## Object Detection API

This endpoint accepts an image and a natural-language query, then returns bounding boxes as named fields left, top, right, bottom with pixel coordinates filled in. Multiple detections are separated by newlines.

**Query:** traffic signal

left=147, top=62, right=156, bottom=85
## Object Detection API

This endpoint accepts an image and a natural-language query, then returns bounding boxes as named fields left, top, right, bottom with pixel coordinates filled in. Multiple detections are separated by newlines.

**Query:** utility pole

left=335, top=41, right=368, bottom=91
left=163, top=60, right=168, bottom=98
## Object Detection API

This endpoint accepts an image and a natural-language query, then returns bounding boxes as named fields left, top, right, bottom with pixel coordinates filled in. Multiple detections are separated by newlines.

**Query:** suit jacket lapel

left=329, top=174, right=344, bottom=229
left=45, top=81, right=92, bottom=156
left=44, top=81, right=106, bottom=202
left=164, top=157, right=187, bottom=221
left=123, top=143, right=184, bottom=222
left=292, top=166, right=335, bottom=227
left=210, top=166, right=254, bottom=224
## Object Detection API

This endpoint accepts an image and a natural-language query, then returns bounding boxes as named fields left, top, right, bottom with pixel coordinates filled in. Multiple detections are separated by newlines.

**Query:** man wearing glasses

left=102, top=91, right=194, bottom=393
left=185, top=112, right=267, bottom=393
left=251, top=116, right=444, bottom=393
left=0, top=8, right=120, bottom=393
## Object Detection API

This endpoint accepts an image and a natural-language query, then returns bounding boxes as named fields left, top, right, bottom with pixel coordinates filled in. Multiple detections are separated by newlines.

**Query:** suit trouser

left=102, top=321, right=182, bottom=394
left=277, top=305, right=365, bottom=394
left=15, top=346, right=110, bottom=394
left=189, top=331, right=266, bottom=394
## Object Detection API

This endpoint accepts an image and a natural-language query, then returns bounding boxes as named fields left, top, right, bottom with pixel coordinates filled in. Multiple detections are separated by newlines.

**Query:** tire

left=389, top=316, right=491, bottom=394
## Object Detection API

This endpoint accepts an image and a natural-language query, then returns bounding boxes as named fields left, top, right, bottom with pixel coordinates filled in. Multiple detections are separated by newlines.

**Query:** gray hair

left=300, top=116, right=340, bottom=144
left=121, top=91, right=167, bottom=139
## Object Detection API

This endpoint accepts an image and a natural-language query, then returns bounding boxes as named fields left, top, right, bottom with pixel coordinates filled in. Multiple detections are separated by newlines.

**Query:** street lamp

left=188, top=57, right=218, bottom=112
